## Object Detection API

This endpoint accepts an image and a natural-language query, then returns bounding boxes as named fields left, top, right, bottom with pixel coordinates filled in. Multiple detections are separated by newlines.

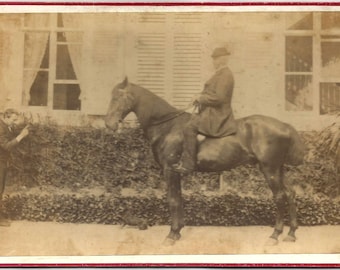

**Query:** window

left=320, top=13, right=340, bottom=114
left=22, top=14, right=82, bottom=111
left=285, top=12, right=340, bottom=114
left=285, top=35, right=313, bottom=111
left=285, top=13, right=313, bottom=111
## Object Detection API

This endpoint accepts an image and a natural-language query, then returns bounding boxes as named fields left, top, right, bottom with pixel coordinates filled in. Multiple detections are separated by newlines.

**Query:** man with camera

left=0, top=109, right=30, bottom=226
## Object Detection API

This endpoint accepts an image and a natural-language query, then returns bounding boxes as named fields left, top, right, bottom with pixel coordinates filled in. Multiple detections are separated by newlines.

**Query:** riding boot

left=172, top=122, right=198, bottom=175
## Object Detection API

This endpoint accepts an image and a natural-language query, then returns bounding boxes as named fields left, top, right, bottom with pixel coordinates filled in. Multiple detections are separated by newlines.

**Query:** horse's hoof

left=283, top=235, right=296, bottom=242
left=163, top=237, right=176, bottom=246
left=265, top=237, right=279, bottom=246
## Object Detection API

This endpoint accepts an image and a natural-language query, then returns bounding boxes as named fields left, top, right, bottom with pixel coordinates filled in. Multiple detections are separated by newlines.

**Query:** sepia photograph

left=0, top=2, right=339, bottom=266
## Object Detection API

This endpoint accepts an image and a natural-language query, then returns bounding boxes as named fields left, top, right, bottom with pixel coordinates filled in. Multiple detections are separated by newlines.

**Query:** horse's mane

left=130, top=83, right=179, bottom=113
left=128, top=83, right=183, bottom=128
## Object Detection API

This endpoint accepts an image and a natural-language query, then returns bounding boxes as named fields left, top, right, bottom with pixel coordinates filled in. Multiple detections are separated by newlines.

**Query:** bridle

left=115, top=83, right=199, bottom=127
left=149, top=104, right=198, bottom=126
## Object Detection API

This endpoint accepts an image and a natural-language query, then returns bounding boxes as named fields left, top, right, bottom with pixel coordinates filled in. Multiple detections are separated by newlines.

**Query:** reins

left=149, top=104, right=198, bottom=126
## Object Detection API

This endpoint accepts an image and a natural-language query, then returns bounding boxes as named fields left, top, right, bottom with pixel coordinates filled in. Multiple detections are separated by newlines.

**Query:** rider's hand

left=191, top=94, right=201, bottom=105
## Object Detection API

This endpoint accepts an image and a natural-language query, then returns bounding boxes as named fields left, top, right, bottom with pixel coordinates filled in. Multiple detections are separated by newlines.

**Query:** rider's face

left=212, top=55, right=227, bottom=70
left=212, top=57, right=219, bottom=69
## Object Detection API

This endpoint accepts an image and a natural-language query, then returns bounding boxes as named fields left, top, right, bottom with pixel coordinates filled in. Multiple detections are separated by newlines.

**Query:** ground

left=0, top=221, right=339, bottom=257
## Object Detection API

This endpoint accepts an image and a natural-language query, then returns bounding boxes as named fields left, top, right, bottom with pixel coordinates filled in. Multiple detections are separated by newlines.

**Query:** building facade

left=0, top=12, right=339, bottom=130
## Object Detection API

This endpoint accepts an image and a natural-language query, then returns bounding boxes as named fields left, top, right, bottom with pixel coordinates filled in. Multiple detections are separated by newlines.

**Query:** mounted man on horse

left=105, top=47, right=306, bottom=246
left=173, top=46, right=237, bottom=175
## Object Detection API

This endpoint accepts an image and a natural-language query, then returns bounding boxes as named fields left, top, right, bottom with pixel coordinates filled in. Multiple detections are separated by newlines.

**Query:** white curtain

left=62, top=14, right=85, bottom=101
left=0, top=31, right=9, bottom=109
left=322, top=59, right=340, bottom=78
left=22, top=14, right=50, bottom=105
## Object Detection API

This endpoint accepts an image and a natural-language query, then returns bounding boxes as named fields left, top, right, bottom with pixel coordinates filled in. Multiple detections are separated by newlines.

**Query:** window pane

left=57, top=32, right=67, bottom=42
left=285, top=75, right=313, bottom=111
left=286, top=13, right=313, bottom=30
left=53, top=84, right=81, bottom=110
left=321, top=13, right=340, bottom=30
left=57, top=31, right=82, bottom=43
left=321, top=35, right=340, bottom=39
left=27, top=70, right=48, bottom=106
left=56, top=44, right=77, bottom=80
left=320, top=83, right=340, bottom=114
left=286, top=36, right=312, bottom=72
left=24, top=32, right=50, bottom=69
left=57, top=13, right=63, bottom=28
left=321, top=41, right=340, bottom=78
left=40, top=38, right=50, bottom=69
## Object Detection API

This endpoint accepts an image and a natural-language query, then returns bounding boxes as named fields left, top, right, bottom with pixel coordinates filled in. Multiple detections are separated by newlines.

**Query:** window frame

left=284, top=14, right=315, bottom=115
left=284, top=12, right=340, bottom=116
left=22, top=13, right=83, bottom=112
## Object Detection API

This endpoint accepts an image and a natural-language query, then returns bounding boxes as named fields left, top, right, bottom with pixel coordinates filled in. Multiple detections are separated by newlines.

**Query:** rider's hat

left=211, top=47, right=230, bottom=58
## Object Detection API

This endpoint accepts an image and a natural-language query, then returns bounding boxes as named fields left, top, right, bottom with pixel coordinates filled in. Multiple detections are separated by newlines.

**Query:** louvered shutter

left=136, top=32, right=166, bottom=98
left=127, top=13, right=205, bottom=109
left=172, top=13, right=204, bottom=109
left=134, top=13, right=167, bottom=99
left=172, top=32, right=203, bottom=109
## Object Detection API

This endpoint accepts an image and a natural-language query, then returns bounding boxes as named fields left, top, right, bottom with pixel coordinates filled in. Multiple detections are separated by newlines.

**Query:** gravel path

left=0, top=221, right=339, bottom=257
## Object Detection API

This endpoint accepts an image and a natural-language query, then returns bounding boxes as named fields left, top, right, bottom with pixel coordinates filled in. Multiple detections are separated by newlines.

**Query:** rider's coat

left=197, top=66, right=237, bottom=137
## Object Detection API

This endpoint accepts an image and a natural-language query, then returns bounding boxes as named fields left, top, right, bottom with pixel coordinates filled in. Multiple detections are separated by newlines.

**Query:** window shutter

left=129, top=13, right=205, bottom=110
left=136, top=32, right=167, bottom=98
left=134, top=13, right=167, bottom=99
left=139, top=13, right=166, bottom=24
left=172, top=32, right=202, bottom=109
left=172, top=13, right=203, bottom=109
left=174, top=13, right=202, bottom=24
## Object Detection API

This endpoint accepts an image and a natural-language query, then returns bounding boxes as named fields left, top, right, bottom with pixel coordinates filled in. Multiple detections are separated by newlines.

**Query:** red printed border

left=0, top=1, right=339, bottom=268
left=1, top=263, right=340, bottom=267
left=0, top=1, right=338, bottom=6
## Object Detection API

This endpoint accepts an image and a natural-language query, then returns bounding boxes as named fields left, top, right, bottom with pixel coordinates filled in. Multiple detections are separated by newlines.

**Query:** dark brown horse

left=105, top=77, right=306, bottom=245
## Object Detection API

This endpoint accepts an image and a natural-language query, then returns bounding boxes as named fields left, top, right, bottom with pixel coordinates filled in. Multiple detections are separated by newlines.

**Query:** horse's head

left=105, top=77, right=135, bottom=131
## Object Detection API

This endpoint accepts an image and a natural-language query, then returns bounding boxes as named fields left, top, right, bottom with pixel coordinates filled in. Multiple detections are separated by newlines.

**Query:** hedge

left=2, top=190, right=339, bottom=226
left=2, top=122, right=339, bottom=226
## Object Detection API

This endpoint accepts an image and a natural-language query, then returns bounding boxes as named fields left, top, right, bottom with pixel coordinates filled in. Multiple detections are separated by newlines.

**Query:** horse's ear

left=120, top=76, right=128, bottom=89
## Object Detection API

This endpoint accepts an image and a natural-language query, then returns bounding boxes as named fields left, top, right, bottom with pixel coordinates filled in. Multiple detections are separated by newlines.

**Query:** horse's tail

left=286, top=126, right=306, bottom=166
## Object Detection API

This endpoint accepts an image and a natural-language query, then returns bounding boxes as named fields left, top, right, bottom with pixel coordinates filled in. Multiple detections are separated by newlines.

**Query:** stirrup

left=172, top=162, right=193, bottom=175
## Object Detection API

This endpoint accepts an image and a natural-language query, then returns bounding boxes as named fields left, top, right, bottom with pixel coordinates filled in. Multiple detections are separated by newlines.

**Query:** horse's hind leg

left=163, top=167, right=184, bottom=245
left=260, top=164, right=287, bottom=244
left=282, top=176, right=298, bottom=242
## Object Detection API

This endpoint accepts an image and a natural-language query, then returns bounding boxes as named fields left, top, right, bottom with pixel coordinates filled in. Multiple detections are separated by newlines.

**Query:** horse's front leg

left=163, top=167, right=184, bottom=246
